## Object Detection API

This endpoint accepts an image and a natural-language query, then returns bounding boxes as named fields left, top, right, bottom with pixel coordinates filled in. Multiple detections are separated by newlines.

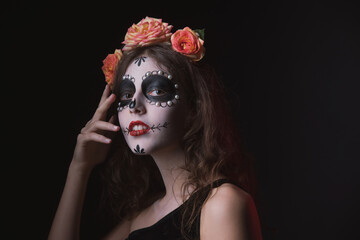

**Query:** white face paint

left=117, top=56, right=187, bottom=155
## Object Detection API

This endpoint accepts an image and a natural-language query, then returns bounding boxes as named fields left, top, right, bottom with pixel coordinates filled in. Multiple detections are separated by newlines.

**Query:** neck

left=151, top=143, right=190, bottom=202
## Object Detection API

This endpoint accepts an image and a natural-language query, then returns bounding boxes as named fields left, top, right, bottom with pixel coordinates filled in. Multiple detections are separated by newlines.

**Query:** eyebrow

left=121, top=70, right=173, bottom=83
left=122, top=74, right=135, bottom=82
left=141, top=70, right=173, bottom=81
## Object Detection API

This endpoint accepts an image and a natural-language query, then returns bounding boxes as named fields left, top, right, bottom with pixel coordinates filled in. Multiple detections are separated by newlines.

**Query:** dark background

left=4, top=0, right=360, bottom=239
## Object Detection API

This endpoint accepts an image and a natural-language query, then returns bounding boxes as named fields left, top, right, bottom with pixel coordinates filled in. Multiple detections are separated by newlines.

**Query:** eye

left=120, top=93, right=134, bottom=101
left=148, top=89, right=166, bottom=96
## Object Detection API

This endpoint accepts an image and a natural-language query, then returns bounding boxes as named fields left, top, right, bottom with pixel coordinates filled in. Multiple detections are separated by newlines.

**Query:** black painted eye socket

left=142, top=75, right=176, bottom=102
left=120, top=93, right=134, bottom=101
left=118, top=79, right=136, bottom=107
left=148, top=89, right=167, bottom=97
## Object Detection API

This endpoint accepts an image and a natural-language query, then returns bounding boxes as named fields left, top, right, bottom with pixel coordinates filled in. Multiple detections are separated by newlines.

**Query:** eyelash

left=148, top=89, right=166, bottom=96
left=120, top=93, right=134, bottom=101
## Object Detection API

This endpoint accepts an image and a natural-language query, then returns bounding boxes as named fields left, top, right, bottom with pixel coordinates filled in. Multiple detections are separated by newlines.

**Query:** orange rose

left=171, top=27, right=205, bottom=61
left=102, top=49, right=123, bottom=86
left=122, top=17, right=173, bottom=51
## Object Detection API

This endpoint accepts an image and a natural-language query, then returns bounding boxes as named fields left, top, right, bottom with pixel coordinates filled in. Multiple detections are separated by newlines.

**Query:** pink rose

left=101, top=49, right=123, bottom=86
left=122, top=16, right=173, bottom=51
left=171, top=27, right=205, bottom=61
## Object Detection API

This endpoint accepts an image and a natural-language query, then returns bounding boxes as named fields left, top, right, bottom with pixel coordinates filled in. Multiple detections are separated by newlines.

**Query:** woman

left=49, top=17, right=263, bottom=240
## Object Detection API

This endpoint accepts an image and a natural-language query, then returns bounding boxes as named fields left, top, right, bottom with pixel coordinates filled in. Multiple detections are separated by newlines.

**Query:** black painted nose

left=129, top=98, right=136, bottom=109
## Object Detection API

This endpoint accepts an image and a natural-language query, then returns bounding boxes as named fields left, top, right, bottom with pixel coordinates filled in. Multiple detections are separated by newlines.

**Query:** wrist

left=68, top=160, right=94, bottom=177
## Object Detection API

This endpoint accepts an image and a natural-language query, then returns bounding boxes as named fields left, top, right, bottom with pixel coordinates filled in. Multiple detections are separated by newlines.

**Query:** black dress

left=125, top=179, right=236, bottom=240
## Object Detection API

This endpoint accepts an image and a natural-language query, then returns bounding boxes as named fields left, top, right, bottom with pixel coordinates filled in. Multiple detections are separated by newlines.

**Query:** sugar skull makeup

left=117, top=76, right=136, bottom=111
left=117, top=71, right=179, bottom=111
left=117, top=56, right=186, bottom=155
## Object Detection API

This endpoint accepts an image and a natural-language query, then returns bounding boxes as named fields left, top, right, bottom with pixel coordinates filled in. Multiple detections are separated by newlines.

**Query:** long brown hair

left=99, top=43, right=257, bottom=238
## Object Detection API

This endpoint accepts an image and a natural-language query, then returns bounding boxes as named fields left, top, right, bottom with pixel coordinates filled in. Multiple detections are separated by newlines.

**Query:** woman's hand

left=49, top=85, right=119, bottom=240
left=71, top=85, right=120, bottom=172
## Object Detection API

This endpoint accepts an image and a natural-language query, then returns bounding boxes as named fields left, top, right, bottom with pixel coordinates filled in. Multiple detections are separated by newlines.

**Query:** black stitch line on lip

left=123, top=127, right=130, bottom=135
left=150, top=122, right=169, bottom=132
left=123, top=122, right=169, bottom=135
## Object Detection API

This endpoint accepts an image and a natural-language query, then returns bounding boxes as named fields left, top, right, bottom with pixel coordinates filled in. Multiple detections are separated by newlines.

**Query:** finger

left=83, top=120, right=120, bottom=133
left=106, top=116, right=119, bottom=138
left=82, top=132, right=112, bottom=144
left=93, top=93, right=116, bottom=121
left=98, top=84, right=112, bottom=107
left=108, top=115, right=117, bottom=124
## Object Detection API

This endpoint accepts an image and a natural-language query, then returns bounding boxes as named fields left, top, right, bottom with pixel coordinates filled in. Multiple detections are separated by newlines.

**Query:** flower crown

left=102, top=16, right=205, bottom=87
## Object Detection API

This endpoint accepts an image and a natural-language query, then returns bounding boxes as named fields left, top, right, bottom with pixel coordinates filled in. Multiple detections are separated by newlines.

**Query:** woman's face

left=117, top=56, right=187, bottom=155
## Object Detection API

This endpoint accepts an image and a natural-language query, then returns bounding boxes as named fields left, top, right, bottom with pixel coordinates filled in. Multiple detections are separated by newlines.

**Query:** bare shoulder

left=208, top=183, right=251, bottom=205
left=202, top=183, right=252, bottom=222
left=200, top=183, right=262, bottom=240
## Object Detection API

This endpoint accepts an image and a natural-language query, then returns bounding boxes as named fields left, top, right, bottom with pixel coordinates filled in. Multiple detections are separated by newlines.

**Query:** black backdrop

left=5, top=0, right=360, bottom=239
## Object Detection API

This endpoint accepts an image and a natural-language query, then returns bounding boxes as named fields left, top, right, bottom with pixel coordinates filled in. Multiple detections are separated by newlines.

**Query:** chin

left=127, top=137, right=179, bottom=156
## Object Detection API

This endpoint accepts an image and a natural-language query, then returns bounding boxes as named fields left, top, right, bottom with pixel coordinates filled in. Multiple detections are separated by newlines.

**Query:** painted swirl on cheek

left=141, top=75, right=176, bottom=102
left=118, top=79, right=136, bottom=107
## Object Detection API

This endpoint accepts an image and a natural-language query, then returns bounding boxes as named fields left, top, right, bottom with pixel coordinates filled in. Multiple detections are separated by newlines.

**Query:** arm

left=200, top=184, right=263, bottom=240
left=48, top=85, right=119, bottom=240
left=48, top=162, right=92, bottom=240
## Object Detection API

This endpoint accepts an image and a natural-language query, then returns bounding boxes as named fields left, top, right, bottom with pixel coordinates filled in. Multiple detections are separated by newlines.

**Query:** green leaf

left=194, top=28, right=205, bottom=40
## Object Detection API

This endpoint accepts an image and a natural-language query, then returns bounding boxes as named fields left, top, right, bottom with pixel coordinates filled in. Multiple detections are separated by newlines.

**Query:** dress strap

left=186, top=178, right=234, bottom=205
left=209, top=178, right=232, bottom=188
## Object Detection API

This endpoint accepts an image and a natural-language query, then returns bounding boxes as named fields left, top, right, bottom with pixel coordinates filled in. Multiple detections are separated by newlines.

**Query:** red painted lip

left=128, top=121, right=150, bottom=136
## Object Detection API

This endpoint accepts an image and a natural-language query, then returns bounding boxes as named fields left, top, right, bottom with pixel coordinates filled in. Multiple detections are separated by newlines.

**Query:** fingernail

left=105, top=138, right=111, bottom=143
